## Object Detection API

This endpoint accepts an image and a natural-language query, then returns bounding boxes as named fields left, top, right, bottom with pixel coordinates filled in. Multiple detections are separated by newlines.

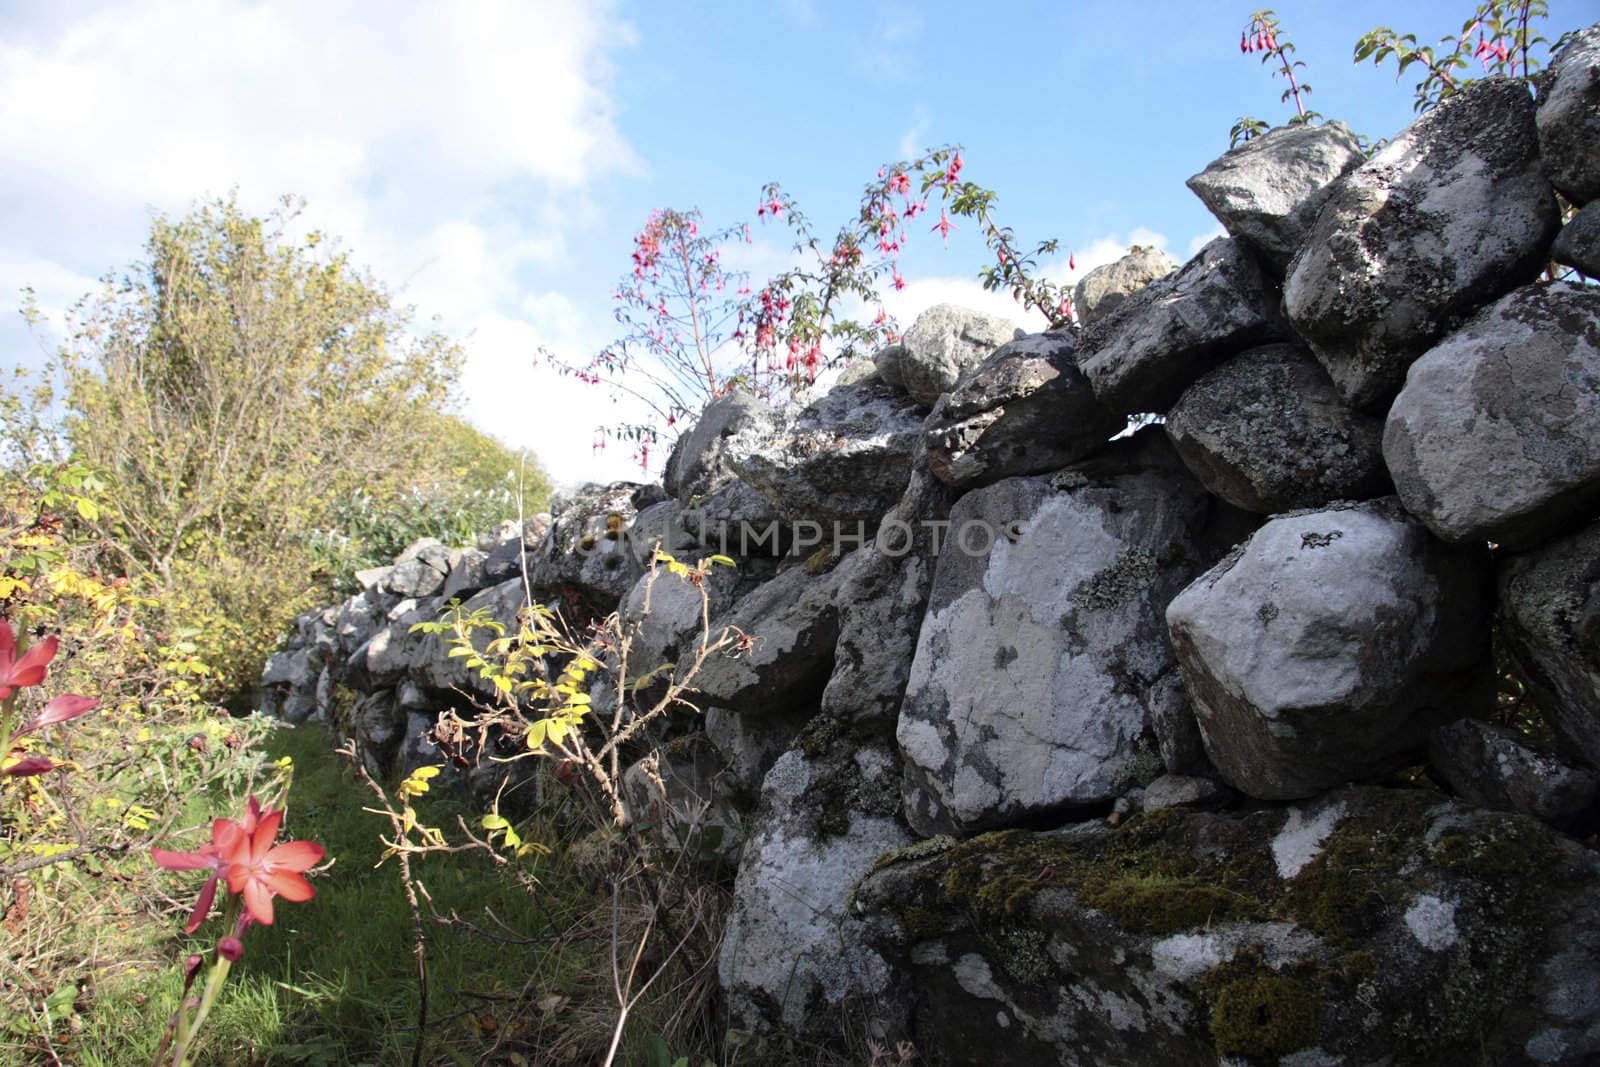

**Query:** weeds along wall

left=261, top=37, right=1600, bottom=1066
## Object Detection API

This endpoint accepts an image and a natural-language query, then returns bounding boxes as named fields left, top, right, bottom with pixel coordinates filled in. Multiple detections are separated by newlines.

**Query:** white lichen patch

left=1404, top=893, right=1459, bottom=951
left=953, top=953, right=1003, bottom=1001
left=1150, top=932, right=1234, bottom=982
left=1273, top=801, right=1346, bottom=878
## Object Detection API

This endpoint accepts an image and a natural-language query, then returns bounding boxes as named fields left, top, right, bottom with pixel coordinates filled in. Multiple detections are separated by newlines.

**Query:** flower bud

left=217, top=936, right=244, bottom=962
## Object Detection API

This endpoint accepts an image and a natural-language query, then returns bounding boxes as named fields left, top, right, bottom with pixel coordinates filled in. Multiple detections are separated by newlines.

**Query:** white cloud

left=881, top=276, right=1049, bottom=334
left=0, top=0, right=641, bottom=485
left=1188, top=224, right=1228, bottom=258
left=898, top=111, right=932, bottom=160
left=1058, top=227, right=1173, bottom=279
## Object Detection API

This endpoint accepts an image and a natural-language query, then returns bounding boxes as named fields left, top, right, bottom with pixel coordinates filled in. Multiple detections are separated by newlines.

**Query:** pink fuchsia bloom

left=220, top=807, right=324, bottom=927
left=0, top=625, right=58, bottom=699
left=931, top=209, right=957, bottom=244
left=945, top=152, right=963, bottom=183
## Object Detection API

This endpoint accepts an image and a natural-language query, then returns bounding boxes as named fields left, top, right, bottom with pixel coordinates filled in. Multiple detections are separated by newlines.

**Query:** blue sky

left=3, top=1, right=1595, bottom=486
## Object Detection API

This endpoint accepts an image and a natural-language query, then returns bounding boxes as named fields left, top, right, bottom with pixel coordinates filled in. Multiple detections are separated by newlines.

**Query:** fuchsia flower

left=931, top=209, right=957, bottom=244
left=0, top=626, right=57, bottom=700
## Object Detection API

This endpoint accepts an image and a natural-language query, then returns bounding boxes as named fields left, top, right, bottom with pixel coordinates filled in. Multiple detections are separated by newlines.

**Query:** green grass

left=70, top=723, right=590, bottom=1066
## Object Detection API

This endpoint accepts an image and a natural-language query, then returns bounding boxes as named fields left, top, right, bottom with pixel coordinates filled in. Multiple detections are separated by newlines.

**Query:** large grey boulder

left=895, top=304, right=1021, bottom=407
left=619, top=559, right=738, bottom=674
left=1383, top=282, right=1600, bottom=550
left=409, top=577, right=525, bottom=700
left=1167, top=499, right=1493, bottom=800
left=1429, top=718, right=1598, bottom=826
left=720, top=744, right=910, bottom=1037
left=481, top=514, right=551, bottom=584
left=1186, top=120, right=1366, bottom=271
left=820, top=464, right=955, bottom=729
left=1552, top=198, right=1600, bottom=277
left=363, top=598, right=438, bottom=690
left=334, top=591, right=386, bottom=657
left=724, top=377, right=924, bottom=527
left=897, top=431, right=1247, bottom=836
left=438, top=548, right=488, bottom=602
left=1164, top=343, right=1390, bottom=514
left=1500, top=516, right=1600, bottom=769
left=1072, top=247, right=1176, bottom=328
left=857, top=787, right=1600, bottom=1066
left=627, top=499, right=701, bottom=568
left=622, top=734, right=744, bottom=864
left=923, top=332, right=1121, bottom=490
left=1537, top=25, right=1600, bottom=205
left=663, top=391, right=766, bottom=502
left=528, top=483, right=647, bottom=610
left=1079, top=237, right=1285, bottom=416
left=1284, top=77, right=1561, bottom=411
left=689, top=562, right=843, bottom=716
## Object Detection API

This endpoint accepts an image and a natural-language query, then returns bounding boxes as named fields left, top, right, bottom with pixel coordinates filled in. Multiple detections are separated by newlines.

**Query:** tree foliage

left=4, top=194, right=544, bottom=695
left=56, top=195, right=463, bottom=581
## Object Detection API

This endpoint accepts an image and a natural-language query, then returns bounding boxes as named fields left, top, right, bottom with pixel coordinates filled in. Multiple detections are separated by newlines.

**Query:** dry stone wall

left=261, top=31, right=1600, bottom=1066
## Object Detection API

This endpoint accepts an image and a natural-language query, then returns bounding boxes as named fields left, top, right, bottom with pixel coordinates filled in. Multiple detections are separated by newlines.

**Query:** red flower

left=152, top=799, right=275, bottom=934
left=931, top=209, right=956, bottom=244
left=19, top=694, right=98, bottom=735
left=221, top=807, right=324, bottom=926
left=0, top=625, right=58, bottom=699
left=2, top=754, right=55, bottom=778
left=152, top=833, right=230, bottom=935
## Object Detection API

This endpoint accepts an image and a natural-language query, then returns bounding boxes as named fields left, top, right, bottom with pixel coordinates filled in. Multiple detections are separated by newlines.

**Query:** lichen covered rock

left=1284, top=77, right=1560, bottom=410
left=1536, top=25, right=1600, bottom=205
left=1167, top=499, right=1493, bottom=800
left=1383, top=282, right=1600, bottom=550
left=895, top=304, right=1022, bottom=407
left=725, top=377, right=924, bottom=526
left=1186, top=120, right=1366, bottom=272
left=1072, top=247, right=1176, bottom=328
left=720, top=743, right=910, bottom=1036
left=857, top=788, right=1600, bottom=1066
left=898, top=431, right=1247, bottom=835
left=1164, top=343, right=1390, bottom=514
left=1079, top=238, right=1285, bottom=416
left=923, top=332, right=1120, bottom=490
left=1500, top=515, right=1600, bottom=769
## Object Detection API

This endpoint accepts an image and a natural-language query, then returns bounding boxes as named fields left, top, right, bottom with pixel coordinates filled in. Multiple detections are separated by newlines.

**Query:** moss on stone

left=796, top=715, right=844, bottom=759
left=871, top=788, right=1590, bottom=1062
left=803, top=546, right=837, bottom=576
left=873, top=834, right=958, bottom=873
left=1206, top=968, right=1322, bottom=1061
left=899, top=905, right=951, bottom=942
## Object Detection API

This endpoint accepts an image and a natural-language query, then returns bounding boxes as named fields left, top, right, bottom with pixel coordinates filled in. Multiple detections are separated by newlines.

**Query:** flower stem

left=170, top=956, right=233, bottom=1067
